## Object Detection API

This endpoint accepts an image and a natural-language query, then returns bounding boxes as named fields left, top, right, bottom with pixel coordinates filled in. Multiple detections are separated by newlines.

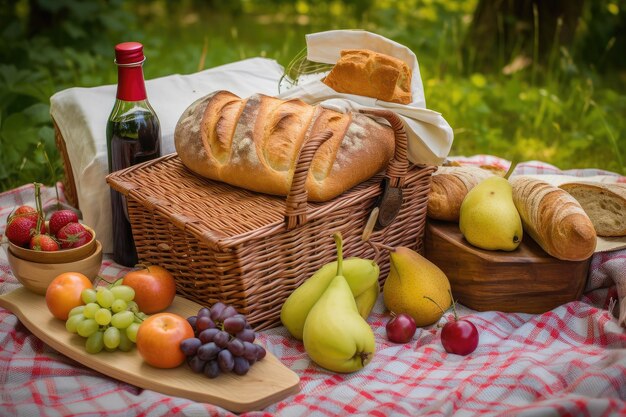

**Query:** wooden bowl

left=8, top=225, right=96, bottom=264
left=7, top=240, right=103, bottom=295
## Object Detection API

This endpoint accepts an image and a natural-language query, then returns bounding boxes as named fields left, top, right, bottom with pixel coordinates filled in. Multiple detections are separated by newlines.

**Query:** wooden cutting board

left=424, top=220, right=591, bottom=314
left=0, top=288, right=300, bottom=413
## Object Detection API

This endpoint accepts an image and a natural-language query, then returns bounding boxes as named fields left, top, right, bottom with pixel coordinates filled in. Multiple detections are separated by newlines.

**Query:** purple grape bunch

left=180, top=302, right=267, bottom=378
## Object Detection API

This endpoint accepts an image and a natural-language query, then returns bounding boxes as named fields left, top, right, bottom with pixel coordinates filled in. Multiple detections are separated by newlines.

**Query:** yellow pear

left=459, top=176, right=523, bottom=251
left=383, top=247, right=452, bottom=327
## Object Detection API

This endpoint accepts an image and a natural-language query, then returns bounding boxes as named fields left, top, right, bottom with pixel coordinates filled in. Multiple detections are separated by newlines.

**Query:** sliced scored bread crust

left=559, top=182, right=626, bottom=237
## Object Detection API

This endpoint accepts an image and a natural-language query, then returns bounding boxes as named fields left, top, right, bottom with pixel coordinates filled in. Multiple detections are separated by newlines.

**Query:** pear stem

left=448, top=289, right=459, bottom=321
left=424, top=291, right=459, bottom=321
left=333, top=232, right=344, bottom=277
left=423, top=295, right=447, bottom=315
left=504, top=161, right=517, bottom=180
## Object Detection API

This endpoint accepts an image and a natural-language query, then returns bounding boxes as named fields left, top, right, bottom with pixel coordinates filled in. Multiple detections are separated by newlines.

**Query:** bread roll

left=510, top=176, right=596, bottom=261
left=559, top=182, right=626, bottom=237
left=174, top=90, right=396, bottom=202
left=323, top=49, right=412, bottom=104
left=427, top=166, right=495, bottom=221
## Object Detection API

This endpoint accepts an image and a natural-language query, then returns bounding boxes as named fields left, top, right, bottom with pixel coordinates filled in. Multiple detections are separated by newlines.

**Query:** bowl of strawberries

left=4, top=204, right=102, bottom=295
left=5, top=206, right=97, bottom=263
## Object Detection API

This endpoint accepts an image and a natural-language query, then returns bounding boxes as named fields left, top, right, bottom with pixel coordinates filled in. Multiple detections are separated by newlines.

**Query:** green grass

left=0, top=0, right=624, bottom=194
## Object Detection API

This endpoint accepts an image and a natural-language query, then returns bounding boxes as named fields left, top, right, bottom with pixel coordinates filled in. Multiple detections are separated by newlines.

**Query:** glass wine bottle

left=106, top=42, right=161, bottom=267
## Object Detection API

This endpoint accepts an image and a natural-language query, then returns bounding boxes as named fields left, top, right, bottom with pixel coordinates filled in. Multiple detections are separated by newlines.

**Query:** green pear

left=383, top=246, right=452, bottom=327
left=281, top=257, right=379, bottom=340
left=302, top=233, right=376, bottom=373
left=354, top=280, right=380, bottom=319
left=459, top=176, right=523, bottom=251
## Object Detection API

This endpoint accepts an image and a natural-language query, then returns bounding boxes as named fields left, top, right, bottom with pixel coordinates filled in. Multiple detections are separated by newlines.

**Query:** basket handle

left=359, top=109, right=409, bottom=188
left=284, top=130, right=334, bottom=230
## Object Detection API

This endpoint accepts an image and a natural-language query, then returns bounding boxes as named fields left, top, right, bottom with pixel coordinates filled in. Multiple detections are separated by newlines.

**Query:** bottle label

left=116, top=64, right=147, bottom=101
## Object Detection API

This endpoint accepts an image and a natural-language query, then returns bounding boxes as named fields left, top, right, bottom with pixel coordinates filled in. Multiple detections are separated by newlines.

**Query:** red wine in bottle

left=106, top=42, right=161, bottom=267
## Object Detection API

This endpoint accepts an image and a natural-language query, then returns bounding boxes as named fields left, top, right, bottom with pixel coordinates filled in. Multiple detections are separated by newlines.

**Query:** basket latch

left=359, top=108, right=410, bottom=231
left=372, top=177, right=403, bottom=230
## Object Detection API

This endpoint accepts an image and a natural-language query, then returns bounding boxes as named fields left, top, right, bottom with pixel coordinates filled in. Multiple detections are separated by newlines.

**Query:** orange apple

left=45, top=272, right=93, bottom=320
left=122, top=265, right=176, bottom=314
left=136, top=313, right=194, bottom=368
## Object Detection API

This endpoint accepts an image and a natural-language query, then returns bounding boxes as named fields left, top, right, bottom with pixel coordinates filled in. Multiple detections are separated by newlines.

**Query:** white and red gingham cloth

left=1, top=157, right=626, bottom=417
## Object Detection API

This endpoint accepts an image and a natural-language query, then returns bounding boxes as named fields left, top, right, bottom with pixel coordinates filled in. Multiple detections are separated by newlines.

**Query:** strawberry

left=5, top=216, right=42, bottom=247
left=56, top=222, right=92, bottom=249
left=48, top=209, right=79, bottom=236
left=12, top=205, right=38, bottom=222
left=29, top=234, right=60, bottom=251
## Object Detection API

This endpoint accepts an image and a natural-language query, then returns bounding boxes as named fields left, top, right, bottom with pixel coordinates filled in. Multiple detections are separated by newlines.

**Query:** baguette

left=427, top=166, right=495, bottom=221
left=174, top=90, right=396, bottom=202
left=323, top=49, right=412, bottom=104
left=510, top=176, right=596, bottom=261
left=559, top=182, right=626, bottom=237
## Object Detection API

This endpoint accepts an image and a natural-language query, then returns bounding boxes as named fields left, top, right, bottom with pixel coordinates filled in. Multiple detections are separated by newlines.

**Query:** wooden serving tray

left=424, top=220, right=591, bottom=314
left=0, top=288, right=300, bottom=413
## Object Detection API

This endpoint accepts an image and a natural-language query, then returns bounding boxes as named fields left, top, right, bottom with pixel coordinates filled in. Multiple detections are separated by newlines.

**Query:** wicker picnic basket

left=106, top=110, right=436, bottom=330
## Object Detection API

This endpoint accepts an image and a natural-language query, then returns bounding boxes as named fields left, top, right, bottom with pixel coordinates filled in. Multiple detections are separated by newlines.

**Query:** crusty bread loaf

left=559, top=182, right=626, bottom=237
left=323, top=49, right=412, bottom=104
left=427, top=166, right=495, bottom=221
left=174, top=90, right=396, bottom=202
left=510, top=176, right=597, bottom=261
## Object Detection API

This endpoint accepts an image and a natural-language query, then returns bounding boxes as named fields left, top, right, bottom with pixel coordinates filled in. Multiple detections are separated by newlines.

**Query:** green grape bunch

left=65, top=281, right=147, bottom=354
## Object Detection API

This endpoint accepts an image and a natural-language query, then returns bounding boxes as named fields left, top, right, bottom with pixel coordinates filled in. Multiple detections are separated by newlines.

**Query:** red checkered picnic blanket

left=1, top=158, right=626, bottom=417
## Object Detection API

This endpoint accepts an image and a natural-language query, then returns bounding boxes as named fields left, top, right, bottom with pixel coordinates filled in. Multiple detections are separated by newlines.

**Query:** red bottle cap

left=114, top=42, right=145, bottom=65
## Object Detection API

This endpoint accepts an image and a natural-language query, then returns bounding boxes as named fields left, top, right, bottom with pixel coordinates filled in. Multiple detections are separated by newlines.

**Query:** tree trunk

left=463, top=0, right=584, bottom=73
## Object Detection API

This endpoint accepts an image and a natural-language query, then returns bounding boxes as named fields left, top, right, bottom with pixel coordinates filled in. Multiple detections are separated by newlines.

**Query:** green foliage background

left=0, top=0, right=625, bottom=193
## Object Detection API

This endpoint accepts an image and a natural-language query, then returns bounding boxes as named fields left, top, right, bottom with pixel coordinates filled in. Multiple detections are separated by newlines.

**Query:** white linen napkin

left=278, top=29, right=454, bottom=166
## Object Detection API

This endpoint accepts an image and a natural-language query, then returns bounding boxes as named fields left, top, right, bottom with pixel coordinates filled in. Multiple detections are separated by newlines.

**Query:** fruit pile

left=180, top=303, right=266, bottom=378
left=45, top=266, right=176, bottom=356
left=280, top=232, right=480, bottom=359
left=44, top=264, right=268, bottom=379
left=281, top=232, right=376, bottom=373
left=66, top=283, right=146, bottom=353
left=5, top=204, right=90, bottom=251
left=381, top=248, right=480, bottom=356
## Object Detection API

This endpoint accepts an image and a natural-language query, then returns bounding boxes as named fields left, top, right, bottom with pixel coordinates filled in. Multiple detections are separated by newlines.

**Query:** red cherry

left=425, top=291, right=479, bottom=356
left=441, top=318, right=479, bottom=356
left=386, top=313, right=417, bottom=344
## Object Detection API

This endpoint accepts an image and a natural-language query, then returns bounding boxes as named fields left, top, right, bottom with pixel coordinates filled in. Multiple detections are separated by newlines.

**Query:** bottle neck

left=116, top=62, right=147, bottom=102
